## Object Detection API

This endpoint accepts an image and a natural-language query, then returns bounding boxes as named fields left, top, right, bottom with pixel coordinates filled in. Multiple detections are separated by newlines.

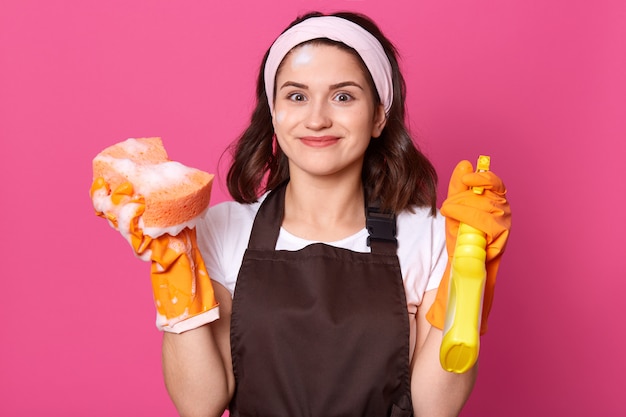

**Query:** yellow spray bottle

left=440, top=155, right=490, bottom=373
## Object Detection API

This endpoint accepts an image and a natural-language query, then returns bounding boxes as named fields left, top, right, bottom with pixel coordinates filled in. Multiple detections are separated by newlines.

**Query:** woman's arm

left=411, top=288, right=478, bottom=417
left=162, top=281, right=234, bottom=417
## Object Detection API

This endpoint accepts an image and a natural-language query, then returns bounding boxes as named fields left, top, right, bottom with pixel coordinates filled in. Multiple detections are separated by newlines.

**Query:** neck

left=282, top=175, right=366, bottom=241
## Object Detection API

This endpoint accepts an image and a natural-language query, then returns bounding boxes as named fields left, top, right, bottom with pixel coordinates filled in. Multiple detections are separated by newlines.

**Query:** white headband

left=264, top=16, right=394, bottom=115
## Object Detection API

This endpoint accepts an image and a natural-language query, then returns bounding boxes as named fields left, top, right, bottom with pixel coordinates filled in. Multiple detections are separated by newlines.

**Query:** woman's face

left=272, top=43, right=386, bottom=181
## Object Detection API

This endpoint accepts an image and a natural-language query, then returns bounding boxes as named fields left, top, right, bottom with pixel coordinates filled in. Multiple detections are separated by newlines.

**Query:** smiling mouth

left=299, top=136, right=340, bottom=148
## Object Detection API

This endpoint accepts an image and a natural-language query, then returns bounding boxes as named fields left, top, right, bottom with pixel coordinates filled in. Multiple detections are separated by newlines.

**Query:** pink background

left=1, top=0, right=624, bottom=415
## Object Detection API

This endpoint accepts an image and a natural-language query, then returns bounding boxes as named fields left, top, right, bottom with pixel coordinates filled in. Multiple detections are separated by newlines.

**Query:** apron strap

left=366, top=202, right=398, bottom=255
left=247, top=182, right=286, bottom=250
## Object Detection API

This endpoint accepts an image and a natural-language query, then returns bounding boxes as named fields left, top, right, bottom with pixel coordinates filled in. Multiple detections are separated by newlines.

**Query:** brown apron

left=229, top=183, right=413, bottom=417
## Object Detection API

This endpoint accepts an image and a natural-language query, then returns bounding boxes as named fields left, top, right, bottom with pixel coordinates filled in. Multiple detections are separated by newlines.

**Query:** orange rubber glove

left=426, top=160, right=511, bottom=334
left=90, top=177, right=219, bottom=333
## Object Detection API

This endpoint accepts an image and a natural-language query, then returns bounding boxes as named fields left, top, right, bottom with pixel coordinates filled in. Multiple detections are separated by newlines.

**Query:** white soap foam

left=120, top=138, right=151, bottom=155
left=91, top=187, right=114, bottom=215
left=291, top=44, right=314, bottom=69
left=142, top=208, right=207, bottom=239
left=95, top=155, right=194, bottom=196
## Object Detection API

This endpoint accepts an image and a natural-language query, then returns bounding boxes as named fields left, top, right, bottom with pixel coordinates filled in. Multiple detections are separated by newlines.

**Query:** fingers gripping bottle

left=440, top=155, right=490, bottom=373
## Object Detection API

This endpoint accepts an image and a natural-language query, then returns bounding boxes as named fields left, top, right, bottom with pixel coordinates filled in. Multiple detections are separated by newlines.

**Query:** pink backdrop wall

left=1, top=0, right=624, bottom=415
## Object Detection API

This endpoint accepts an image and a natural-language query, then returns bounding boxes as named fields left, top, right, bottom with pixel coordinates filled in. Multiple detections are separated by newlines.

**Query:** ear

left=371, top=103, right=387, bottom=138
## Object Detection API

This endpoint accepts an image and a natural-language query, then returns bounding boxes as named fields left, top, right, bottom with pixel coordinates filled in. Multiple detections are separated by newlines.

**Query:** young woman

left=93, top=10, right=510, bottom=417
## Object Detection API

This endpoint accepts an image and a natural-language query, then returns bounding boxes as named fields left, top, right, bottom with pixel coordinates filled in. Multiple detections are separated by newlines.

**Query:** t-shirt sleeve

left=196, top=205, right=228, bottom=290
left=196, top=202, right=256, bottom=297
left=396, top=208, right=448, bottom=313
left=425, top=211, right=448, bottom=292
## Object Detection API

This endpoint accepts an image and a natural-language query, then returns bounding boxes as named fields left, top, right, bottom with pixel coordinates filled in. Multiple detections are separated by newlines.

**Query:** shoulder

left=395, top=206, right=447, bottom=310
left=204, top=198, right=261, bottom=228
left=200, top=190, right=274, bottom=230
left=195, top=195, right=267, bottom=296
left=396, top=206, right=445, bottom=241
left=396, top=206, right=445, bottom=263
left=197, top=197, right=264, bottom=255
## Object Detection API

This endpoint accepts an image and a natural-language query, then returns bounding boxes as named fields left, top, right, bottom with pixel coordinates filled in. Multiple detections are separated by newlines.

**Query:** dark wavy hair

left=226, top=11, right=437, bottom=215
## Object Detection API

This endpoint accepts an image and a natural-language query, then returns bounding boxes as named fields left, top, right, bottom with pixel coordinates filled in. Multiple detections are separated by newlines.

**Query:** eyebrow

left=279, top=81, right=365, bottom=91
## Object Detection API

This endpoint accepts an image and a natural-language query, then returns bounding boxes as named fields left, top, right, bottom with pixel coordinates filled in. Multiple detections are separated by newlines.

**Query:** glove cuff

left=157, top=305, right=220, bottom=334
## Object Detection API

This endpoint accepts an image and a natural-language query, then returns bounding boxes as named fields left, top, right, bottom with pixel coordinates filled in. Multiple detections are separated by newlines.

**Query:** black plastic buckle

left=366, top=205, right=397, bottom=247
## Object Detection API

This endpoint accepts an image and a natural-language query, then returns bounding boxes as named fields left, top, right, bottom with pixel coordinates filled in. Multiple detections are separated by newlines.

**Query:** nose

left=304, top=101, right=332, bottom=130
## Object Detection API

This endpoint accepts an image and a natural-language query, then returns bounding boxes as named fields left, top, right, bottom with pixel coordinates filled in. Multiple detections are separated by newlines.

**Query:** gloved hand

left=426, top=160, right=511, bottom=334
left=90, top=177, right=219, bottom=333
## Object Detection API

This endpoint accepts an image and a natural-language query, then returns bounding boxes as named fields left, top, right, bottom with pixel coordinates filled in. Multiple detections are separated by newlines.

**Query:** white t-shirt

left=196, top=193, right=448, bottom=316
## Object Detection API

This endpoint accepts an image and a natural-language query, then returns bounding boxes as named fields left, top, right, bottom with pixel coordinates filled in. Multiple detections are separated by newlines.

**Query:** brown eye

left=288, top=93, right=307, bottom=102
left=334, top=93, right=353, bottom=102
